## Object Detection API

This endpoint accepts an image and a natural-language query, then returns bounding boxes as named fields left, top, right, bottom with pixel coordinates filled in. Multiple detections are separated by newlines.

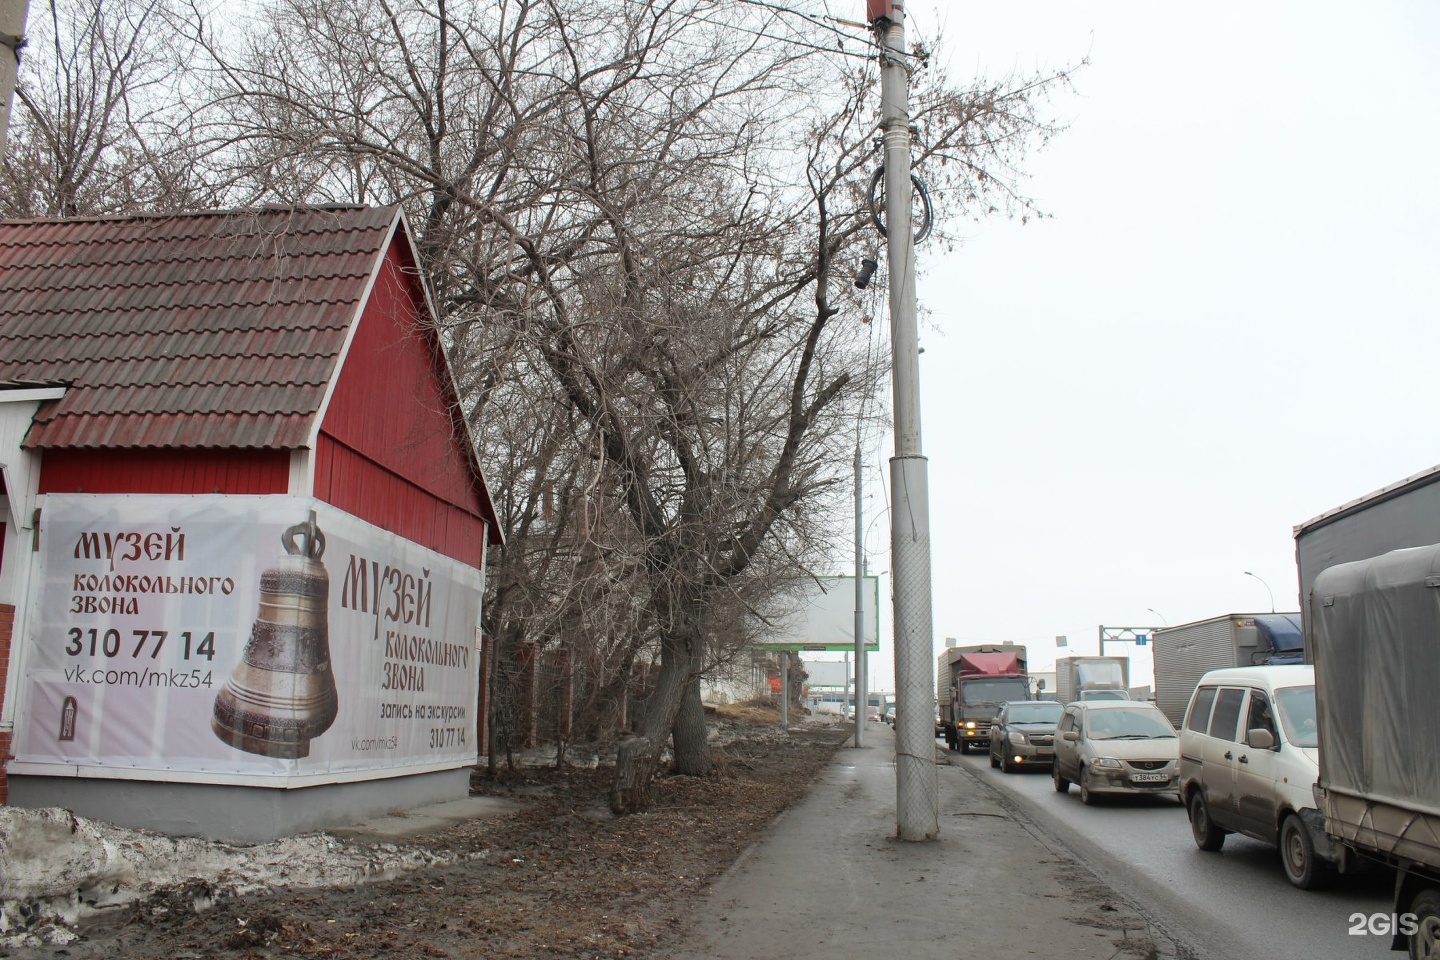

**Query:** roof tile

left=0, top=206, right=398, bottom=450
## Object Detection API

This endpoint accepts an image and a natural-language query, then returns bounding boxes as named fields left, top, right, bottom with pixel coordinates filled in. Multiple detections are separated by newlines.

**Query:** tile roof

left=0, top=205, right=401, bottom=449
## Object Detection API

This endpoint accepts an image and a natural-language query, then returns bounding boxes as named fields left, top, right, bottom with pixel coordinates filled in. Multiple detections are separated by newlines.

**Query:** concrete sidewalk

left=667, top=723, right=1176, bottom=960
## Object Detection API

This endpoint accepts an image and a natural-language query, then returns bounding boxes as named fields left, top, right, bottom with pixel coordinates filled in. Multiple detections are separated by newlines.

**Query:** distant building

left=701, top=650, right=779, bottom=704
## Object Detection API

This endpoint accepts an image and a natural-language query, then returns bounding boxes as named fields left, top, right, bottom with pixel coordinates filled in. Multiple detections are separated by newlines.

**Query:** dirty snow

left=0, top=805, right=455, bottom=948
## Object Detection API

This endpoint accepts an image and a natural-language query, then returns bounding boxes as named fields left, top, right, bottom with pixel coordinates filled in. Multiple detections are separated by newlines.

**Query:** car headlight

left=1008, top=731, right=1027, bottom=745
left=1089, top=757, right=1123, bottom=768
left=964, top=721, right=976, bottom=730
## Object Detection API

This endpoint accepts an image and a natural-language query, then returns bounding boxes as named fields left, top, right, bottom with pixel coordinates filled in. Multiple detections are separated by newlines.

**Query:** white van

left=1178, top=664, right=1339, bottom=889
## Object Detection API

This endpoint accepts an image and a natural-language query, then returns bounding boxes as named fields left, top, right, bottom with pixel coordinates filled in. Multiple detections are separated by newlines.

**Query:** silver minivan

left=1051, top=700, right=1180, bottom=803
left=1179, top=664, right=1337, bottom=889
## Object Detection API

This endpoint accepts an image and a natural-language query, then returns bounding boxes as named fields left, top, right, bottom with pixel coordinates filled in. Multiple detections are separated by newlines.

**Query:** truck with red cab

left=936, top=643, right=1029, bottom=753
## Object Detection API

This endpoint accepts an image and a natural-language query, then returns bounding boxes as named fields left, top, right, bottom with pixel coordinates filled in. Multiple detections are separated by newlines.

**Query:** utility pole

left=780, top=654, right=789, bottom=729
left=853, top=440, right=865, bottom=747
left=869, top=0, right=938, bottom=841
left=0, top=0, right=29, bottom=157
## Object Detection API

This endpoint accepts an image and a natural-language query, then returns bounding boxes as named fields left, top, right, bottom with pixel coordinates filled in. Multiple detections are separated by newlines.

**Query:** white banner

left=753, top=575, right=881, bottom=651
left=12, top=495, right=483, bottom=782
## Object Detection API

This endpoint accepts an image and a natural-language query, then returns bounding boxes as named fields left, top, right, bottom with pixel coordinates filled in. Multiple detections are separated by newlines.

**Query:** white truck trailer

left=1151, top=613, right=1303, bottom=726
left=1053, top=656, right=1130, bottom=704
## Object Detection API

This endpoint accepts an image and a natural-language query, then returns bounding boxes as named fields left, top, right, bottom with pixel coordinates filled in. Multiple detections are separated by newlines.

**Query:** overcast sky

left=812, top=2, right=1440, bottom=693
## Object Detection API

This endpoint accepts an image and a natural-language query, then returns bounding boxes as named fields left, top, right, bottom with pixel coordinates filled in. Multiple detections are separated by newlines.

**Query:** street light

left=1147, top=608, right=1169, bottom=627
left=1243, top=571, right=1275, bottom=613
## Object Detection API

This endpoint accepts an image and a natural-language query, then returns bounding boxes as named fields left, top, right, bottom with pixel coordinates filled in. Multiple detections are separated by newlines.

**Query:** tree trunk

left=610, top=735, right=658, bottom=813
left=593, top=643, right=642, bottom=738
left=671, top=674, right=712, bottom=776
left=610, top=640, right=692, bottom=813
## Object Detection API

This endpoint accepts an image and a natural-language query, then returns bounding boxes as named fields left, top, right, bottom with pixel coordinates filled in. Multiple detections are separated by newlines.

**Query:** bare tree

left=0, top=0, right=208, bottom=216
left=0, top=0, right=29, bottom=156
left=11, top=0, right=1078, bottom=809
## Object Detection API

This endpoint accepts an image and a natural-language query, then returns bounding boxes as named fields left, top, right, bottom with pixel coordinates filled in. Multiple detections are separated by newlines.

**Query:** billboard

left=804, top=660, right=851, bottom=687
left=10, top=495, right=483, bottom=785
left=753, top=575, right=880, bottom=652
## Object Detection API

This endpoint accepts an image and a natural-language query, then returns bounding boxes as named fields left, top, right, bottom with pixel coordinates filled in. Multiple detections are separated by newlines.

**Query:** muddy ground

left=1, top=707, right=854, bottom=960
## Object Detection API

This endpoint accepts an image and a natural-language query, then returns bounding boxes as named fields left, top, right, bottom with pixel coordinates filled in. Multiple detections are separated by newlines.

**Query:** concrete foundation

left=6, top=767, right=472, bottom=843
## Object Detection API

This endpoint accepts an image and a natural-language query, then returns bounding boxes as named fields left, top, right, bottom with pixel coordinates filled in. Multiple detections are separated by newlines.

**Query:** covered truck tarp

left=958, top=652, right=1024, bottom=677
left=1311, top=544, right=1440, bottom=821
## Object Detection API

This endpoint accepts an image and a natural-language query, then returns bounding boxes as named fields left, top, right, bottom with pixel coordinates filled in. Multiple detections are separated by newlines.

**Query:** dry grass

left=709, top=698, right=785, bottom=724
left=46, top=716, right=850, bottom=960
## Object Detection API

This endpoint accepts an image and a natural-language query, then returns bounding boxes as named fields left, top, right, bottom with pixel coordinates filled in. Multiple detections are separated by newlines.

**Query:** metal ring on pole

left=867, top=164, right=934, bottom=245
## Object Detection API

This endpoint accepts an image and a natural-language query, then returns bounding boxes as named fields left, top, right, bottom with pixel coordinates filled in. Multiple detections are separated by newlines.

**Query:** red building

left=0, top=206, right=502, bottom=840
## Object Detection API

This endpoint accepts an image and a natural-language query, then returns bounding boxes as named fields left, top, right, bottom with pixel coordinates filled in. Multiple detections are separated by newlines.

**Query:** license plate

left=1130, top=773, right=1169, bottom=783
left=1035, top=748, right=1054, bottom=757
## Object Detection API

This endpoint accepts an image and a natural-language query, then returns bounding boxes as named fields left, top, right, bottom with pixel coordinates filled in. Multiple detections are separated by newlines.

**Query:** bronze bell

left=212, top=512, right=339, bottom=759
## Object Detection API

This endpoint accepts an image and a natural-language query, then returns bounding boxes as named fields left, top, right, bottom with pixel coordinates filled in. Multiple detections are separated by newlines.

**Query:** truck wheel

left=1280, top=814, right=1332, bottom=890
left=1052, top=761, right=1069, bottom=794
left=1408, top=888, right=1440, bottom=960
left=1188, top=792, right=1226, bottom=852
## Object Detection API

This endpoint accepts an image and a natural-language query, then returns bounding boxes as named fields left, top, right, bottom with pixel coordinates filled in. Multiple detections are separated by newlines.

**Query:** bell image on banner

left=212, top=511, right=339, bottom=759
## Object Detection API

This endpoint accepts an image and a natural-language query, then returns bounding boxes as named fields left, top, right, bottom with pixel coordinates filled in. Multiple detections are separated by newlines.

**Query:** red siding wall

left=315, top=436, right=486, bottom=567
left=315, top=237, right=491, bottom=567
left=38, top=449, right=290, bottom=495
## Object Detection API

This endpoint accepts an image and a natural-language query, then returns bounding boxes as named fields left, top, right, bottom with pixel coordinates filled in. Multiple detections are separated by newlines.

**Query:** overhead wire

left=611, top=0, right=928, bottom=66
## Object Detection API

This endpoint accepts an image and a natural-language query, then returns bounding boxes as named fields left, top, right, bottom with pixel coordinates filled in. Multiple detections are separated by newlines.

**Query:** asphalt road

left=948, top=745, right=1398, bottom=959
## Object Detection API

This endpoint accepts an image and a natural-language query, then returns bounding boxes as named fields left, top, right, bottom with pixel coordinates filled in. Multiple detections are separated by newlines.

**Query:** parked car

left=1178, top=665, right=1332, bottom=888
left=1052, top=700, right=1180, bottom=804
left=989, top=700, right=1064, bottom=773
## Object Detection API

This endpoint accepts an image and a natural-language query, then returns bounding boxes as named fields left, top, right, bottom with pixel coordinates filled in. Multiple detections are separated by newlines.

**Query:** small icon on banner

left=59, top=696, right=78, bottom=741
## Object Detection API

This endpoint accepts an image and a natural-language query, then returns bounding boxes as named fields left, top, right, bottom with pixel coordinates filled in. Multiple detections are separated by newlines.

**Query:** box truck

left=1054, top=656, right=1130, bottom=704
left=1151, top=613, right=1303, bottom=726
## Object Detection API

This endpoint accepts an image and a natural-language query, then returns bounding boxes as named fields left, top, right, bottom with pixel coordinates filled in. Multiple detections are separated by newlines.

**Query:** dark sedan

left=988, top=700, right=1064, bottom=773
